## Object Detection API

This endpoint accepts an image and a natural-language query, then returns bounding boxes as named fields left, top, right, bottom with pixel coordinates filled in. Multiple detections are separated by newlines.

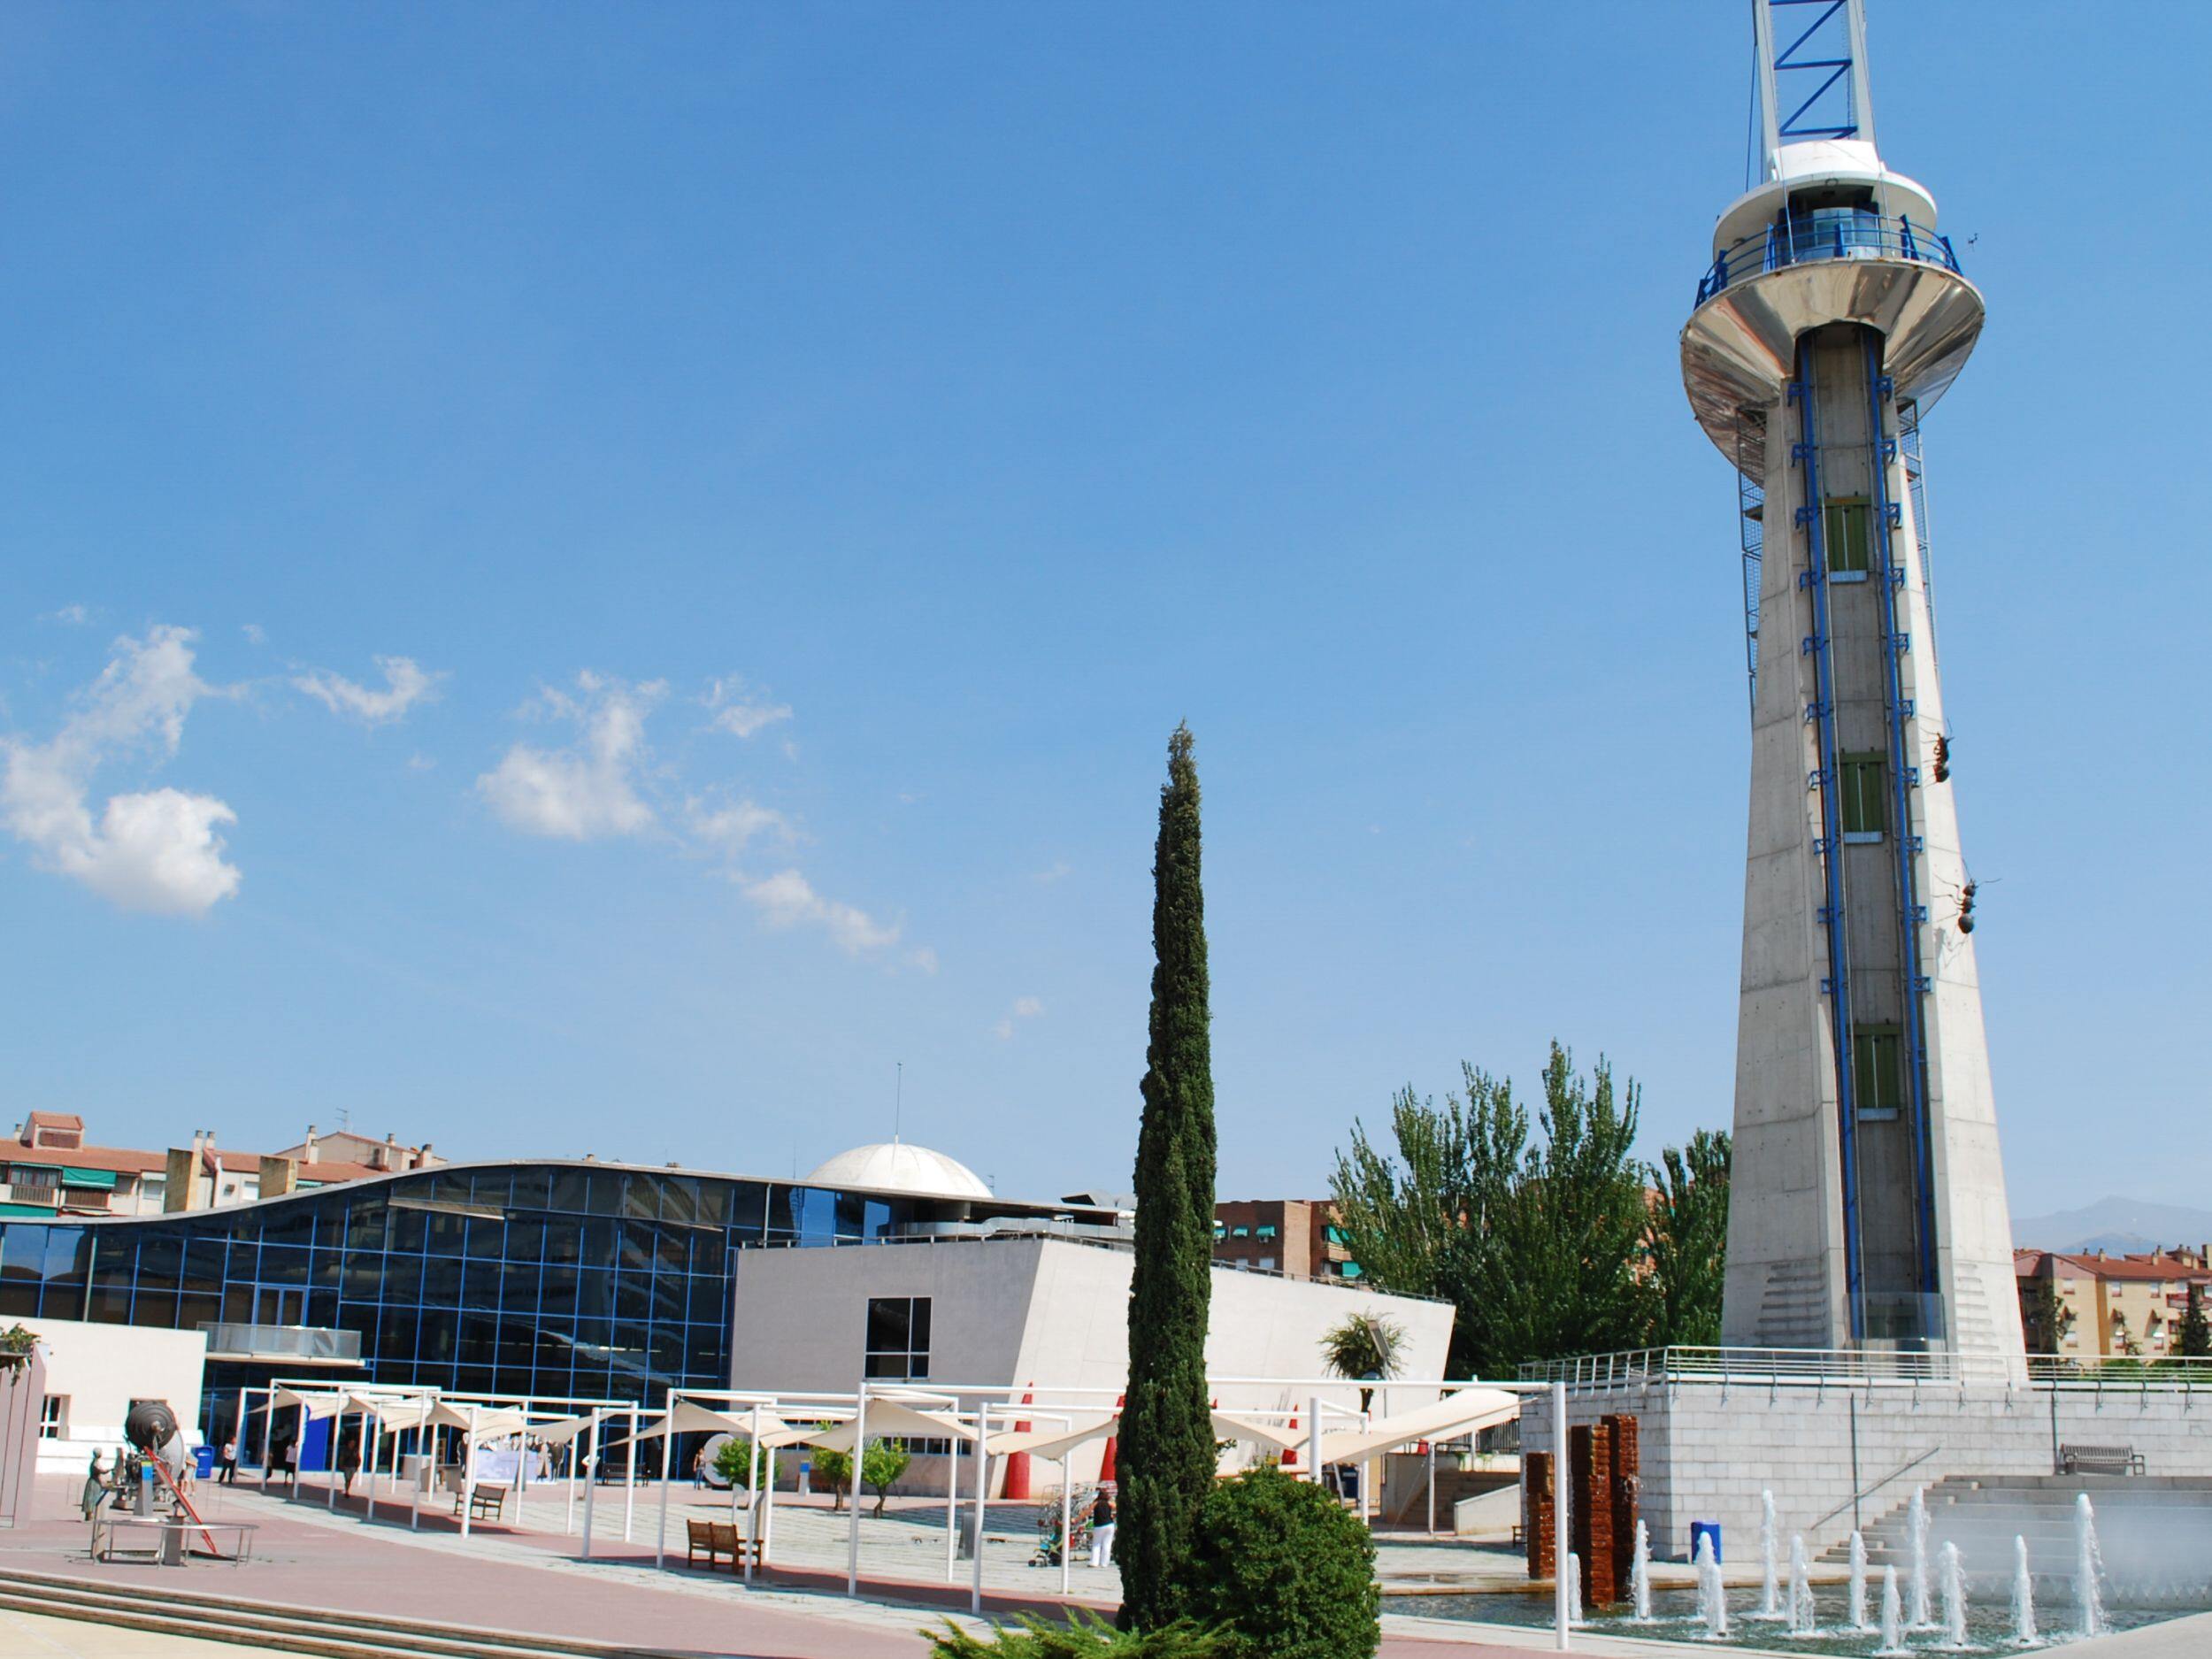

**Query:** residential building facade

left=1211, top=1198, right=1361, bottom=1282
left=2015, top=1246, right=2212, bottom=1358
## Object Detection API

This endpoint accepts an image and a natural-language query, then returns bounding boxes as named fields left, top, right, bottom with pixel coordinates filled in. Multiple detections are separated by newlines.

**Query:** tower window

left=1839, top=753, right=1887, bottom=839
left=1824, top=499, right=1872, bottom=574
left=1853, top=1027, right=1904, bottom=1121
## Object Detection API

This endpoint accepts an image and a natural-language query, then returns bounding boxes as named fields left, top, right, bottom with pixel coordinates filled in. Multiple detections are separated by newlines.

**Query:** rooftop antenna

left=894, top=1062, right=903, bottom=1145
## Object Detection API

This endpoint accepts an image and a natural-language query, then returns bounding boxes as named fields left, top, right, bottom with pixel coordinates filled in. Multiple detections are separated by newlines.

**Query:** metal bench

left=2059, top=1443, right=2145, bottom=1476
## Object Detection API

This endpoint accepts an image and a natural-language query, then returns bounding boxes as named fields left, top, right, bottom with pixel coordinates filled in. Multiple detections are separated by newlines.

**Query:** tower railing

left=1695, top=213, right=1962, bottom=307
left=1518, top=1346, right=2212, bottom=1392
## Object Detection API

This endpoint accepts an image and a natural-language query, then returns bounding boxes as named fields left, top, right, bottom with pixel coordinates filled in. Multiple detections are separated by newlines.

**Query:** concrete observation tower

left=1683, top=1, right=2025, bottom=1364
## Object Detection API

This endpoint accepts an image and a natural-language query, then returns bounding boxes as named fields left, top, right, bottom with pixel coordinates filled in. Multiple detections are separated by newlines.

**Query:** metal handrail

left=1695, top=213, right=1962, bottom=306
left=1519, top=1346, right=2212, bottom=1391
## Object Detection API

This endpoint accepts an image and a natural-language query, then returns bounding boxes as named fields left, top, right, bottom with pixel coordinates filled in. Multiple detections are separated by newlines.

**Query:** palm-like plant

left=1320, top=1313, right=1403, bottom=1412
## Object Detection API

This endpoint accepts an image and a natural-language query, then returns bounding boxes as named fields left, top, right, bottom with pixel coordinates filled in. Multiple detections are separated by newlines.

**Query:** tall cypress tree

left=1118, top=723, right=1218, bottom=1631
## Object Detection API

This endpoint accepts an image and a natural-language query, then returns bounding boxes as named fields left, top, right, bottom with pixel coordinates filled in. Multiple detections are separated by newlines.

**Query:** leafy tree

left=1180, top=1467, right=1379, bottom=1659
left=812, top=1439, right=853, bottom=1511
left=2179, top=1283, right=2211, bottom=1359
left=862, top=1438, right=912, bottom=1517
left=2020, top=1274, right=2074, bottom=1353
left=712, top=1435, right=765, bottom=1489
left=927, top=1609, right=1230, bottom=1656
left=1330, top=1048, right=1664, bottom=1375
left=1640, top=1129, right=1732, bottom=1347
left=1319, top=1312, right=1404, bottom=1413
left=1119, top=725, right=1219, bottom=1632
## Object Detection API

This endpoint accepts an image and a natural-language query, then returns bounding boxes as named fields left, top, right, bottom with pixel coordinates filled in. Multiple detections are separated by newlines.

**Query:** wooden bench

left=2059, top=1444, right=2145, bottom=1476
left=686, top=1517, right=760, bottom=1571
left=454, top=1484, right=511, bottom=1522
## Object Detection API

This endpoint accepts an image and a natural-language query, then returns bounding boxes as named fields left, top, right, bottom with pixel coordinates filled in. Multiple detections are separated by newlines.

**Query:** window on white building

left=864, top=1296, right=932, bottom=1381
left=39, top=1395, right=67, bottom=1440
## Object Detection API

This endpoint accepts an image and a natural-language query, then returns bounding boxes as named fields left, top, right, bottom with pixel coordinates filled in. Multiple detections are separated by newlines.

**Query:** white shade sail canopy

left=986, top=1415, right=1118, bottom=1461
left=626, top=1401, right=787, bottom=1443
left=804, top=1401, right=974, bottom=1450
left=1316, top=1388, right=1520, bottom=1467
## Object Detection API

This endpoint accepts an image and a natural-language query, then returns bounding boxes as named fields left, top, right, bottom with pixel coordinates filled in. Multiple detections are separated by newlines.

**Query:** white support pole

left=565, top=1423, right=577, bottom=1537
left=1059, top=1451, right=1071, bottom=1598
left=845, top=1381, right=867, bottom=1596
left=745, top=1403, right=761, bottom=1583
left=762, top=1440, right=775, bottom=1563
left=328, top=1406, right=342, bottom=1510
left=294, top=1401, right=306, bottom=1502
left=516, top=1403, right=531, bottom=1532
left=365, top=1415, right=378, bottom=1525
left=622, top=1406, right=637, bottom=1542
left=655, top=1393, right=673, bottom=1571
left=1308, top=1394, right=1323, bottom=1488
left=580, top=1412, right=600, bottom=1560
left=462, top=1405, right=480, bottom=1541
left=409, top=1425, right=420, bottom=1531
left=970, top=1406, right=988, bottom=1616
left=1552, top=1380, right=1571, bottom=1652
left=944, top=1427, right=959, bottom=1581
left=1426, top=1440, right=1437, bottom=1537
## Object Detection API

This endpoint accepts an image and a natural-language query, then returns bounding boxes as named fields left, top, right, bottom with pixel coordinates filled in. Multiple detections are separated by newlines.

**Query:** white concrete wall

left=1523, top=1378, right=2212, bottom=1564
left=17, top=1318, right=207, bottom=1474
left=727, top=1236, right=1454, bottom=1490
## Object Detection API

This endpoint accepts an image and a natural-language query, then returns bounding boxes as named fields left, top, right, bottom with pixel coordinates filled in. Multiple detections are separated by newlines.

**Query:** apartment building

left=1, top=1113, right=440, bottom=1221
left=1211, top=1198, right=1363, bottom=1282
left=2015, top=1245, right=2212, bottom=1358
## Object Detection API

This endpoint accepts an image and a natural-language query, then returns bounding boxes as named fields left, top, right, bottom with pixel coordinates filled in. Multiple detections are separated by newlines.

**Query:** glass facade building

left=0, top=1158, right=1110, bottom=1445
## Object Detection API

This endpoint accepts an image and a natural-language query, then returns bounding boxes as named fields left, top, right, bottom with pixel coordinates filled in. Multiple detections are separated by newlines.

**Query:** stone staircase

left=0, top=1569, right=693, bottom=1659
left=1819, top=1474, right=2212, bottom=1604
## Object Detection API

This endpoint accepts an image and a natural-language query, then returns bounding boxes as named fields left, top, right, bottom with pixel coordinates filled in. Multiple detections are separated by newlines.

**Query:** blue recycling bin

left=193, top=1445, right=217, bottom=1479
left=1689, top=1520, right=1722, bottom=1564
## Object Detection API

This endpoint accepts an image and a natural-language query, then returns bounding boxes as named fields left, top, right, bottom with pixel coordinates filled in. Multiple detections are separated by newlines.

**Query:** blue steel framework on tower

left=0, top=1161, right=1105, bottom=1447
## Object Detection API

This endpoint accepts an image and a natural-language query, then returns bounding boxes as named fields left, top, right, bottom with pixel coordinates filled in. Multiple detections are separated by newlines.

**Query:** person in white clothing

left=1087, top=1488, right=1116, bottom=1569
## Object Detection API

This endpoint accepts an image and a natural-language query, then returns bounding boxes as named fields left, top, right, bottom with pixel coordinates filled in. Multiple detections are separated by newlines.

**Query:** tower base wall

left=1521, top=1377, right=2212, bottom=1566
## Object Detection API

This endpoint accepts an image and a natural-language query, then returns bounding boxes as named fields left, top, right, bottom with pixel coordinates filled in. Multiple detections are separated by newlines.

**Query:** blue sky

left=1, top=4, right=2203, bottom=1218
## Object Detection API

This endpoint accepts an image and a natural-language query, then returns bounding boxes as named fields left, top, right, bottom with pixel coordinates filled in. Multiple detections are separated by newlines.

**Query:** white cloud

left=738, top=867, right=904, bottom=956
left=687, top=797, right=794, bottom=854
left=293, top=656, right=444, bottom=726
left=407, top=753, right=436, bottom=772
left=242, top=624, right=266, bottom=645
left=993, top=995, right=1046, bottom=1041
left=703, top=677, right=793, bottom=740
left=0, top=626, right=242, bottom=916
left=45, top=603, right=91, bottom=626
left=476, top=672, right=663, bottom=841
left=1030, top=860, right=1071, bottom=884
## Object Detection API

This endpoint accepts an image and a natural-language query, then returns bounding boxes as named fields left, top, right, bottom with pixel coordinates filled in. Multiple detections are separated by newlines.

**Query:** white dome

left=803, top=1141, right=992, bottom=1200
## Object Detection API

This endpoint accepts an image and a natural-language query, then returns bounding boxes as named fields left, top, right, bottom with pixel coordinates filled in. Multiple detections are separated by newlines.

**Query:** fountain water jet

left=1757, top=1488, right=1782, bottom=1618
left=1877, top=1565, right=1908, bottom=1657
left=1909, top=1486, right=1934, bottom=1628
left=2012, top=1532, right=2038, bottom=1646
left=1694, top=1532, right=1729, bottom=1640
left=1629, top=1518, right=1653, bottom=1621
left=1939, top=1540, right=1969, bottom=1648
left=1788, top=1534, right=1817, bottom=1634
left=1849, top=1531, right=1871, bottom=1630
left=2075, top=1494, right=2108, bottom=1639
left=1565, top=1551, right=1584, bottom=1628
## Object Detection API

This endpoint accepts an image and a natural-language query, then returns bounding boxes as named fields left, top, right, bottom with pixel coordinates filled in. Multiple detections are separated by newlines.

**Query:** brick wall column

left=1604, top=1412, right=1640, bottom=1595
left=1524, top=1450, right=1555, bottom=1579
left=1570, top=1420, right=1618, bottom=1606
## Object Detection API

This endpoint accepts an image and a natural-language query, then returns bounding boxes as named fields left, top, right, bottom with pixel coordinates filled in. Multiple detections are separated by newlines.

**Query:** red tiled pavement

left=6, top=1477, right=1558, bottom=1657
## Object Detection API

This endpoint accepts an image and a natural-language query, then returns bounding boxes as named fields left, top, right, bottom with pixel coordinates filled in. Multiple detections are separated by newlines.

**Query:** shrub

left=712, top=1435, right=767, bottom=1489
left=1179, top=1467, right=1378, bottom=1659
left=926, top=1609, right=1229, bottom=1656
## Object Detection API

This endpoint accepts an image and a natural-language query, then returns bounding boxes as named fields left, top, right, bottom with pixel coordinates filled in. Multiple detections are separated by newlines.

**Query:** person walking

left=219, top=1432, right=239, bottom=1486
left=691, top=1444, right=708, bottom=1489
left=1087, top=1487, right=1116, bottom=1569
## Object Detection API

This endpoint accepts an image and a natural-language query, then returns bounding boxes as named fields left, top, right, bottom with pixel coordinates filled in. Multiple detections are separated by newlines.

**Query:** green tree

left=1180, top=1467, right=1379, bottom=1659
left=1319, top=1312, right=1403, bottom=1413
left=926, top=1609, right=1230, bottom=1656
left=712, top=1435, right=765, bottom=1489
left=861, top=1438, right=912, bottom=1517
left=1119, top=724, right=1219, bottom=1632
left=2178, top=1283, right=2211, bottom=1359
left=812, top=1438, right=853, bottom=1511
left=1640, top=1129, right=1732, bottom=1348
left=1329, top=1047, right=1653, bottom=1375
